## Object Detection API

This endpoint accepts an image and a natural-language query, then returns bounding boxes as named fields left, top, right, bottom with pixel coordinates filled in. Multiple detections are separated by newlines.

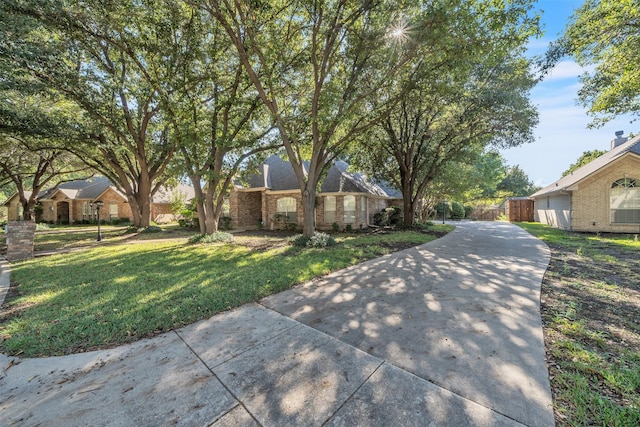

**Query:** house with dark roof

left=229, top=155, right=402, bottom=230
left=4, top=176, right=194, bottom=224
left=530, top=131, right=640, bottom=232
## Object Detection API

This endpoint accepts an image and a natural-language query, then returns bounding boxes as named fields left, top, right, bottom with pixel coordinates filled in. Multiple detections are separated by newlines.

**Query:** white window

left=17, top=204, right=24, bottom=221
left=109, top=203, right=118, bottom=220
left=324, top=196, right=336, bottom=224
left=611, top=178, right=640, bottom=223
left=344, top=195, right=356, bottom=224
left=276, top=197, right=297, bottom=223
left=360, top=196, right=367, bottom=224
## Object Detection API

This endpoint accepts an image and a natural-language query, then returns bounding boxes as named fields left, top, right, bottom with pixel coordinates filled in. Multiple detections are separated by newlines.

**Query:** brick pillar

left=6, top=221, right=37, bottom=262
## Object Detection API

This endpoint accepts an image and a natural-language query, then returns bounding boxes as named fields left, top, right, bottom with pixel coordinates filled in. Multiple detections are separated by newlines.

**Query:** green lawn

left=518, top=222, right=640, bottom=426
left=0, top=225, right=451, bottom=357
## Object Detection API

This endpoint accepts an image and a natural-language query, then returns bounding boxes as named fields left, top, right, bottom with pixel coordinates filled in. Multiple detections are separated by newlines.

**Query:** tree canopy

left=350, top=0, right=541, bottom=224
left=561, top=149, right=607, bottom=177
left=551, top=0, right=640, bottom=127
left=0, top=1, right=195, bottom=227
left=1, top=0, right=543, bottom=231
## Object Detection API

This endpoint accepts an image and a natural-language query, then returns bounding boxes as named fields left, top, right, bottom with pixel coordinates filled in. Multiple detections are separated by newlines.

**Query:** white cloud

left=543, top=60, right=594, bottom=81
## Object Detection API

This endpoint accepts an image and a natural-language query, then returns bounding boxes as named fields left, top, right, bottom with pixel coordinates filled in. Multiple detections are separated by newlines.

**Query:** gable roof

left=38, top=176, right=113, bottom=200
left=246, top=155, right=307, bottom=191
left=2, top=191, right=33, bottom=206
left=244, top=155, right=400, bottom=197
left=153, top=182, right=196, bottom=204
left=531, top=135, right=640, bottom=198
left=4, top=176, right=194, bottom=206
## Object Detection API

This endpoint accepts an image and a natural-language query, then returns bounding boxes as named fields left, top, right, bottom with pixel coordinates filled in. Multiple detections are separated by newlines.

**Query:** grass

left=0, top=224, right=451, bottom=357
left=518, top=222, right=640, bottom=426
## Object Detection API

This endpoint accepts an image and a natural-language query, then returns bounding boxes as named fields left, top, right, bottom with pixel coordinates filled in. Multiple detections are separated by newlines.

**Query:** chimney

left=611, top=130, right=628, bottom=149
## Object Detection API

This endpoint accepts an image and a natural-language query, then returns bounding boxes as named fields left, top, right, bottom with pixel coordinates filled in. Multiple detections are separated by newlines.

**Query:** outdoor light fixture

left=90, top=200, right=104, bottom=241
left=442, top=200, right=448, bottom=224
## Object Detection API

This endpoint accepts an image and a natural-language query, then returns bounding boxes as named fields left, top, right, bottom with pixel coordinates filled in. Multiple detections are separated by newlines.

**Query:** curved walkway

left=0, top=222, right=554, bottom=426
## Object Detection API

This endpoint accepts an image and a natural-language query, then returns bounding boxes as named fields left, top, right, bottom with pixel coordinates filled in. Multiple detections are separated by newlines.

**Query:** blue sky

left=500, top=0, right=637, bottom=187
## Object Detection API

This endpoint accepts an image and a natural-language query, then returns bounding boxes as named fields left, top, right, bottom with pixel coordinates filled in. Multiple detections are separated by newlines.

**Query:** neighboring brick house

left=530, top=132, right=640, bottom=232
left=4, top=176, right=194, bottom=224
left=229, top=155, right=402, bottom=230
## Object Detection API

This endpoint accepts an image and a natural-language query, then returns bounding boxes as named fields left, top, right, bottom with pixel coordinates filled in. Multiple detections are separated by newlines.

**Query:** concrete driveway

left=0, top=221, right=554, bottom=426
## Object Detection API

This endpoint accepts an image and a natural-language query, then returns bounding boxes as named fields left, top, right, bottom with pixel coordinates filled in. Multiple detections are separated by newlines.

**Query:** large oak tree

left=0, top=1, right=191, bottom=227
left=199, top=0, right=466, bottom=235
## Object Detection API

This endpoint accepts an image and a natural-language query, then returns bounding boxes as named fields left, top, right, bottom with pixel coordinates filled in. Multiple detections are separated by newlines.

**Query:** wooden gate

left=506, top=199, right=534, bottom=222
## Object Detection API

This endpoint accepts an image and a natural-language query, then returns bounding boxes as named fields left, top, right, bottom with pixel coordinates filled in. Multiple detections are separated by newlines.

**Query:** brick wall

left=151, top=203, right=173, bottom=220
left=6, top=221, right=37, bottom=262
left=316, top=194, right=372, bottom=230
left=230, top=190, right=263, bottom=228
left=6, top=200, right=21, bottom=221
left=571, top=156, right=640, bottom=232
left=264, top=192, right=302, bottom=230
left=229, top=189, right=398, bottom=231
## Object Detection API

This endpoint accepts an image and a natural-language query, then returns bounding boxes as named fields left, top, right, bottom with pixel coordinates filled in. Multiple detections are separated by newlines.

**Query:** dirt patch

left=540, top=239, right=640, bottom=424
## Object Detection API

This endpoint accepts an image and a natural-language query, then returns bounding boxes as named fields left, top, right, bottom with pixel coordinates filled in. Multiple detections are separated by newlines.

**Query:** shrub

left=332, top=222, right=340, bottom=232
left=220, top=216, right=232, bottom=230
left=345, top=224, right=353, bottom=232
left=388, top=206, right=402, bottom=225
left=110, top=218, right=121, bottom=225
left=140, top=225, right=162, bottom=233
left=308, top=232, right=336, bottom=247
left=189, top=232, right=234, bottom=244
left=450, top=201, right=465, bottom=220
left=464, top=205, right=474, bottom=218
left=373, top=210, right=389, bottom=226
left=288, top=234, right=310, bottom=247
left=434, top=202, right=448, bottom=219
left=374, top=207, right=402, bottom=226
left=289, top=232, right=336, bottom=248
left=35, top=222, right=51, bottom=231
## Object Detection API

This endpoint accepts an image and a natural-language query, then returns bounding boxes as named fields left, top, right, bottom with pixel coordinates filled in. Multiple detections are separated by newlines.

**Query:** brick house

left=530, top=132, right=640, bottom=232
left=4, top=176, right=194, bottom=224
left=229, top=155, right=402, bottom=230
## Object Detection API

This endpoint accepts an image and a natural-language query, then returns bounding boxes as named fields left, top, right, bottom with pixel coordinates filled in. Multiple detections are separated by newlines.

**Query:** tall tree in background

left=354, top=60, right=539, bottom=224
left=496, top=165, right=540, bottom=197
left=0, top=136, right=90, bottom=221
left=0, top=88, right=92, bottom=221
left=350, top=0, right=540, bottom=225
left=160, top=9, right=277, bottom=234
left=551, top=0, right=640, bottom=127
left=561, top=149, right=607, bottom=176
left=0, top=1, right=191, bottom=227
left=200, top=0, right=466, bottom=236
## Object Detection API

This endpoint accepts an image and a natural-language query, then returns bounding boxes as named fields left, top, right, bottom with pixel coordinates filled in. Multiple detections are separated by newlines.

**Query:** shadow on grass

left=1, top=231, right=439, bottom=357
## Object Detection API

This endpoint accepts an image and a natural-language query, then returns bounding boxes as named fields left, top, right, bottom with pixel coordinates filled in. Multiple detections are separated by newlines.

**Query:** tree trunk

left=203, top=195, right=219, bottom=234
left=403, top=197, right=415, bottom=226
left=127, top=192, right=152, bottom=228
left=194, top=198, right=206, bottom=234
left=301, top=186, right=316, bottom=237
left=400, top=175, right=415, bottom=226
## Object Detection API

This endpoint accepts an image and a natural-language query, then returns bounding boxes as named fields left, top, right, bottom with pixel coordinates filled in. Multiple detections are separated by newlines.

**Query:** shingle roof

left=37, top=176, right=112, bottom=200
left=24, top=176, right=191, bottom=203
left=245, top=155, right=400, bottom=197
left=531, top=135, right=640, bottom=198
left=246, top=155, right=307, bottom=191
left=153, top=183, right=196, bottom=203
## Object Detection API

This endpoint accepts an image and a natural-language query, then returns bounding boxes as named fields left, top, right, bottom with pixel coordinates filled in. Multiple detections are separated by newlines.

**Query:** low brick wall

left=6, top=221, right=37, bottom=262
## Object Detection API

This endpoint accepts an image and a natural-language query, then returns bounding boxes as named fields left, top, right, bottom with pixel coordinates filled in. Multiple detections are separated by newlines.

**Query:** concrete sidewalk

left=0, top=221, right=554, bottom=426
